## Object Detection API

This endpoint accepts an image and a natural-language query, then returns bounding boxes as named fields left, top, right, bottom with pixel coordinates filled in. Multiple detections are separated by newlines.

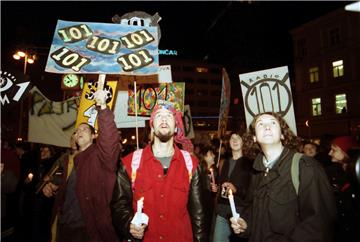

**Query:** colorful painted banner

left=128, top=82, right=185, bottom=116
left=45, top=20, right=159, bottom=75
left=28, top=86, right=79, bottom=148
left=183, top=105, right=195, bottom=139
left=218, top=68, right=231, bottom=139
left=239, top=66, right=297, bottom=134
left=75, top=80, right=118, bottom=130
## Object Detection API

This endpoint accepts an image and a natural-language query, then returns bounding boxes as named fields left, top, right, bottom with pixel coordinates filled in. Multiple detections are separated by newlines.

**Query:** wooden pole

left=134, top=78, right=139, bottom=150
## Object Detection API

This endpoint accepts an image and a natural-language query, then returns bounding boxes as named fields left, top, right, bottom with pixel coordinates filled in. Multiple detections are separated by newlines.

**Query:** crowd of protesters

left=2, top=109, right=360, bottom=242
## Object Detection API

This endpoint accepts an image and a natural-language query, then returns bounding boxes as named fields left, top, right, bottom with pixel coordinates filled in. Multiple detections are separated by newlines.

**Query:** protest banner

left=218, top=68, right=231, bottom=139
left=0, top=68, right=31, bottom=106
left=183, top=105, right=195, bottom=139
left=239, top=66, right=297, bottom=134
left=28, top=86, right=79, bottom=147
left=45, top=20, right=159, bottom=75
left=128, top=82, right=185, bottom=116
left=75, top=80, right=118, bottom=130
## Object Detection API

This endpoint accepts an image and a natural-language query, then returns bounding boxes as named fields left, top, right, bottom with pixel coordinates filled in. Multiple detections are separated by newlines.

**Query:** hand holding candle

left=209, top=168, right=215, bottom=184
left=28, top=173, right=34, bottom=180
left=228, top=189, right=240, bottom=219
left=131, top=197, right=149, bottom=227
left=137, top=197, right=144, bottom=214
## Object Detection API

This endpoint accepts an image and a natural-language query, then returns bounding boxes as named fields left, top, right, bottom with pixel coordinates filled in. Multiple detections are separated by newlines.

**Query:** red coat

left=122, top=144, right=199, bottom=242
left=52, top=108, right=120, bottom=242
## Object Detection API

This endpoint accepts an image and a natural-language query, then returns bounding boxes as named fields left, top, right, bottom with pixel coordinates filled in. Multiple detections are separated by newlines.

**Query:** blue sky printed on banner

left=45, top=20, right=159, bottom=75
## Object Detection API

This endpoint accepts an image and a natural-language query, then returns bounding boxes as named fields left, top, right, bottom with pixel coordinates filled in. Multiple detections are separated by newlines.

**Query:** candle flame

left=228, top=189, right=233, bottom=196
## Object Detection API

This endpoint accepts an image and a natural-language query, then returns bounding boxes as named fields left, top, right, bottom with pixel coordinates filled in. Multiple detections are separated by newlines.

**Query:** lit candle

left=28, top=173, right=33, bottom=181
left=137, top=197, right=144, bottom=214
left=228, top=189, right=239, bottom=218
left=209, top=168, right=215, bottom=184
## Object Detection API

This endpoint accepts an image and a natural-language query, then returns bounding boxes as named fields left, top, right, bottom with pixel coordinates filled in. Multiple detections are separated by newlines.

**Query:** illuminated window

left=312, top=98, right=322, bottom=116
left=335, top=94, right=347, bottom=114
left=332, top=60, right=344, bottom=78
left=195, top=67, right=208, bottom=73
left=309, top=67, right=319, bottom=83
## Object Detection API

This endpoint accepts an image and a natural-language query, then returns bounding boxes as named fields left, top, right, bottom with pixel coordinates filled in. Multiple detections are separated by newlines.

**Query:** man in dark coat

left=42, top=89, right=120, bottom=242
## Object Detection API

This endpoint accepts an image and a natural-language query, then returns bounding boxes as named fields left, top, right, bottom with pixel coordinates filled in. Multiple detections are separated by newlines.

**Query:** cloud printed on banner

left=45, top=20, right=159, bottom=75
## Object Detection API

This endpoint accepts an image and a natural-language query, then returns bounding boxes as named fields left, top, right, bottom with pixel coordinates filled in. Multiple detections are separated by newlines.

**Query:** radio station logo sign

left=0, top=69, right=30, bottom=106
left=45, top=20, right=159, bottom=75
left=239, top=66, right=297, bottom=134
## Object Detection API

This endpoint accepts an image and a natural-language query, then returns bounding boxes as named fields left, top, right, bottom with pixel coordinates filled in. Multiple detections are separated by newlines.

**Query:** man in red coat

left=43, top=89, right=120, bottom=242
left=111, top=101, right=208, bottom=242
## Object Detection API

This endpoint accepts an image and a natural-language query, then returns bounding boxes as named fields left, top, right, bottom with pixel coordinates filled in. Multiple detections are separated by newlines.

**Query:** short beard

left=154, top=131, right=172, bottom=143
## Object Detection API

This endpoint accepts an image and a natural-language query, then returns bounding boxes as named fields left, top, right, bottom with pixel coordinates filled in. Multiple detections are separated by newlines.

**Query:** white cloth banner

left=28, top=86, right=79, bottom=147
left=239, top=66, right=297, bottom=134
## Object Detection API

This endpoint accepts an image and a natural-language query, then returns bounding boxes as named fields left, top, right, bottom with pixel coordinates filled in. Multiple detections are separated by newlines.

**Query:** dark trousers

left=57, top=224, right=89, bottom=242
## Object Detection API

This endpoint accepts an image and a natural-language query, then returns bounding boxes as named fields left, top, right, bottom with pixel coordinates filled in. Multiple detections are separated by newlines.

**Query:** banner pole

left=97, top=74, right=106, bottom=91
left=134, top=78, right=139, bottom=150
left=217, top=139, right=222, bottom=168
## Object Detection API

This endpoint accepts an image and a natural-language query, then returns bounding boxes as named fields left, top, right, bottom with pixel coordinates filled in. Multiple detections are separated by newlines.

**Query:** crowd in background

left=2, top=124, right=360, bottom=242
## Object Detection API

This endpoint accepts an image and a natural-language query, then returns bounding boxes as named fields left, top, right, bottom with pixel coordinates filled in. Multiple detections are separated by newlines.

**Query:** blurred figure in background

left=326, top=136, right=360, bottom=242
left=1, top=161, right=19, bottom=241
left=302, top=140, right=318, bottom=158
left=199, top=145, right=218, bottom=239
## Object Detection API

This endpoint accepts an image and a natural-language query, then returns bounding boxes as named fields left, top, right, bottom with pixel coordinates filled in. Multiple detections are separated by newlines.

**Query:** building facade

left=291, top=8, right=360, bottom=139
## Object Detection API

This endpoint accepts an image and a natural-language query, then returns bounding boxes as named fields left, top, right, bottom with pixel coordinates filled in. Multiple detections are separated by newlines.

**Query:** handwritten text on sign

left=128, top=82, right=185, bottom=116
left=45, top=20, right=159, bottom=75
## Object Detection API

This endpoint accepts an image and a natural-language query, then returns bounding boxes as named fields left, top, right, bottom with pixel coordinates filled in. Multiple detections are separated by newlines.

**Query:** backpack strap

left=291, top=152, right=303, bottom=195
left=131, top=149, right=143, bottom=189
left=180, top=150, right=193, bottom=182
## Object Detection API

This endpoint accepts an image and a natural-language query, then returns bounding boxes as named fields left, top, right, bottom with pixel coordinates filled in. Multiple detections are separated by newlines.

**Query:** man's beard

left=154, top=130, right=173, bottom=142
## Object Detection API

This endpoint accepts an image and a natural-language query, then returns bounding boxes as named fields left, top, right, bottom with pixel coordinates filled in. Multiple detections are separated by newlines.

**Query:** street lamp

left=13, top=50, right=36, bottom=139
left=13, top=50, right=36, bottom=74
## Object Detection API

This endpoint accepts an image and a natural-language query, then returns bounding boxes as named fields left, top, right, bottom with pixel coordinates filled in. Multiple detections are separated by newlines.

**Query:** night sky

left=1, top=0, right=351, bottom=100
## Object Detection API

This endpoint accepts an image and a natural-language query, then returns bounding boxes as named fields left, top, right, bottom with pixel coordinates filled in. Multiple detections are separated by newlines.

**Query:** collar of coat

left=253, top=147, right=292, bottom=173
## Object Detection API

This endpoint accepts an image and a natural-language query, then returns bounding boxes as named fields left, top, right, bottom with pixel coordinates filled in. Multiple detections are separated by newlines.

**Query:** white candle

left=28, top=173, right=33, bottom=181
left=228, top=189, right=239, bottom=218
left=209, top=168, right=215, bottom=184
left=137, top=197, right=144, bottom=214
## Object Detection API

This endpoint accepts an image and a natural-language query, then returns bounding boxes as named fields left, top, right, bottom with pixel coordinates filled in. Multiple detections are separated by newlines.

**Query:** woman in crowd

left=326, top=136, right=360, bottom=242
left=212, top=132, right=252, bottom=242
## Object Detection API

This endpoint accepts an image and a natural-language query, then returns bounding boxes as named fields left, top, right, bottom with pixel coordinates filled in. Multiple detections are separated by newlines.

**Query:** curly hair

left=242, top=112, right=301, bottom=159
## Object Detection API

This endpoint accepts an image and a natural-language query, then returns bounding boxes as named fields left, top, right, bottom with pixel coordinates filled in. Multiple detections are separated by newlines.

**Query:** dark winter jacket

left=216, top=156, right=252, bottom=217
left=243, top=148, right=336, bottom=242
left=51, top=108, right=120, bottom=242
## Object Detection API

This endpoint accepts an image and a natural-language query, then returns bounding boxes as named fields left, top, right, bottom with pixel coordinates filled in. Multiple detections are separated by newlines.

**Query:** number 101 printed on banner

left=45, top=20, right=159, bottom=75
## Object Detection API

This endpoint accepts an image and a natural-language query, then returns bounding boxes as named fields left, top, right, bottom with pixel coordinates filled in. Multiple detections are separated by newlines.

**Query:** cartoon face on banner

left=128, top=82, right=185, bottom=116
left=239, top=66, right=297, bottom=134
left=112, top=11, right=162, bottom=41
left=45, top=20, right=159, bottom=75
left=0, top=69, right=31, bottom=106
left=75, top=80, right=118, bottom=130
